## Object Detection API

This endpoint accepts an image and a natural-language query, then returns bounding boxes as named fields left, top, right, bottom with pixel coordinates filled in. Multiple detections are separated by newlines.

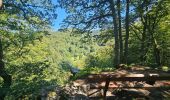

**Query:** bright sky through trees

left=52, top=8, right=67, bottom=30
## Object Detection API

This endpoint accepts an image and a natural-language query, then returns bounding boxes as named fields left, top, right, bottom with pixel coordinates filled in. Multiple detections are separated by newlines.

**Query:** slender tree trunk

left=149, top=24, right=161, bottom=67
left=0, top=36, right=12, bottom=100
left=109, top=0, right=120, bottom=67
left=140, top=0, right=149, bottom=64
left=124, top=0, right=130, bottom=64
left=140, top=16, right=147, bottom=63
left=150, top=20, right=161, bottom=67
left=153, top=39, right=161, bottom=66
left=117, top=0, right=123, bottom=64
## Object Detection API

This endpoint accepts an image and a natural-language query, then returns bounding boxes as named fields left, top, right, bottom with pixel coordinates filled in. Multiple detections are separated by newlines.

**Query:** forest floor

left=62, top=66, right=170, bottom=100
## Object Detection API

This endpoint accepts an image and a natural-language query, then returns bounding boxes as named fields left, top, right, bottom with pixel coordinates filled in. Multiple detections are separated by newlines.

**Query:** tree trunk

left=153, top=39, right=161, bottom=66
left=0, top=36, right=12, bottom=100
left=109, top=0, right=120, bottom=67
left=117, top=0, right=123, bottom=64
left=150, top=28, right=161, bottom=66
left=140, top=0, right=149, bottom=64
left=140, top=16, right=147, bottom=63
left=124, top=0, right=130, bottom=64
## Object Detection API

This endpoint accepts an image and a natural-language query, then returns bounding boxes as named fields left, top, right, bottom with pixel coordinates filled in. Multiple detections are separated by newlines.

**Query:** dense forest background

left=0, top=0, right=170, bottom=99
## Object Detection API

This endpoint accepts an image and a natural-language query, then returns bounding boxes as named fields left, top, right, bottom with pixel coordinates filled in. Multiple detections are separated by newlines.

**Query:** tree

left=126, top=0, right=170, bottom=67
left=0, top=0, right=57, bottom=99
left=117, top=0, right=123, bottom=63
left=132, top=0, right=169, bottom=66
left=58, top=0, right=122, bottom=66
left=124, top=0, right=130, bottom=64
left=108, top=0, right=120, bottom=66
left=58, top=0, right=170, bottom=67
left=146, top=0, right=169, bottom=66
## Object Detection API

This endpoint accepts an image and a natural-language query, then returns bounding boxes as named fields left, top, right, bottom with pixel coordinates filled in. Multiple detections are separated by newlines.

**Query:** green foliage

left=162, top=66, right=169, bottom=72
left=3, top=35, right=53, bottom=99
left=0, top=0, right=170, bottom=99
left=85, top=42, right=114, bottom=68
left=0, top=0, right=57, bottom=99
left=2, top=31, right=101, bottom=99
left=128, top=1, right=170, bottom=67
left=3, top=30, right=118, bottom=99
